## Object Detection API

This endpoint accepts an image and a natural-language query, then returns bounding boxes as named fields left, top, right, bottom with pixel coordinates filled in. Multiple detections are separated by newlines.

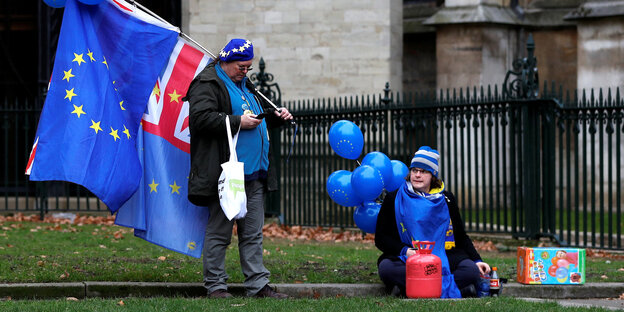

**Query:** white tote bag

left=217, top=116, right=247, bottom=220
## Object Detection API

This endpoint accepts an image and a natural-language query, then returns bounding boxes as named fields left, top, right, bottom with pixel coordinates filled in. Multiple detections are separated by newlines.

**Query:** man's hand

left=240, top=114, right=262, bottom=129
left=274, top=107, right=293, bottom=120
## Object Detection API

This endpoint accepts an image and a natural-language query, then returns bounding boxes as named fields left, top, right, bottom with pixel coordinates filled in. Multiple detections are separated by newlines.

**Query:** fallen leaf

left=66, top=297, right=79, bottom=301
left=60, top=271, right=69, bottom=279
left=37, top=261, right=45, bottom=267
left=619, top=293, right=624, bottom=300
left=98, top=245, right=107, bottom=249
left=618, top=268, right=624, bottom=272
left=231, top=303, right=246, bottom=307
left=158, top=256, right=166, bottom=261
left=601, top=275, right=608, bottom=279
left=117, top=300, right=125, bottom=306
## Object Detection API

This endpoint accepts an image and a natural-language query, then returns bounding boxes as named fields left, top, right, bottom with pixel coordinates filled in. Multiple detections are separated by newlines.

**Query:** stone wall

left=183, top=0, right=402, bottom=101
left=576, top=17, right=624, bottom=90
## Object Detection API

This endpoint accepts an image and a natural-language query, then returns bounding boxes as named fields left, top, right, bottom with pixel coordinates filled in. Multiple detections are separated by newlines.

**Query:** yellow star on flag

left=71, top=104, right=86, bottom=118
left=169, top=90, right=182, bottom=103
left=102, top=55, right=109, bottom=69
left=87, top=49, right=96, bottom=62
left=90, top=120, right=102, bottom=134
left=65, top=88, right=77, bottom=102
left=62, top=69, right=75, bottom=82
left=148, top=179, right=159, bottom=193
left=72, top=53, right=86, bottom=66
left=152, top=84, right=160, bottom=97
left=170, top=181, right=181, bottom=194
left=109, top=127, right=120, bottom=141
left=122, top=125, right=131, bottom=139
left=119, top=100, right=125, bottom=111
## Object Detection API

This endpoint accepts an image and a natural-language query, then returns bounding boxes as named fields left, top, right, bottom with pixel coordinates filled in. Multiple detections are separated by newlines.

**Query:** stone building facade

left=182, top=0, right=403, bottom=100
left=183, top=0, right=623, bottom=101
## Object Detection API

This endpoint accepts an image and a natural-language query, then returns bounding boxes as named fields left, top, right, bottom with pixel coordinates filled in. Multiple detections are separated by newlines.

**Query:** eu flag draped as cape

left=394, top=182, right=461, bottom=298
left=27, top=0, right=178, bottom=212
left=115, top=38, right=212, bottom=258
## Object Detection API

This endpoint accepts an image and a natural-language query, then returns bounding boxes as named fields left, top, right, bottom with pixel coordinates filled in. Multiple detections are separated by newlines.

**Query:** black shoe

left=389, top=285, right=406, bottom=298
left=254, top=284, right=289, bottom=299
left=208, top=289, right=233, bottom=298
left=460, top=284, right=477, bottom=298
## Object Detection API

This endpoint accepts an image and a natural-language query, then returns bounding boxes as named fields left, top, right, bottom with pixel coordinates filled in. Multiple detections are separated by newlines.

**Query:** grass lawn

left=0, top=296, right=614, bottom=312
left=0, top=221, right=623, bottom=284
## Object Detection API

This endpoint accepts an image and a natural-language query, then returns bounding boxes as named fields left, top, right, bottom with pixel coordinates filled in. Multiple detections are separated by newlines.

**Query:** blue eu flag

left=27, top=0, right=179, bottom=212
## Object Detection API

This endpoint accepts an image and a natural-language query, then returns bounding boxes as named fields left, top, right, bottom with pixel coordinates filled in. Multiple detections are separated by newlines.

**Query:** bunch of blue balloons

left=43, top=0, right=105, bottom=8
left=326, top=120, right=409, bottom=234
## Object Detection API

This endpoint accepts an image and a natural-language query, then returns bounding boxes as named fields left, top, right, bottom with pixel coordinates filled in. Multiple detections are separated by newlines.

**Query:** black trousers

left=378, top=257, right=480, bottom=294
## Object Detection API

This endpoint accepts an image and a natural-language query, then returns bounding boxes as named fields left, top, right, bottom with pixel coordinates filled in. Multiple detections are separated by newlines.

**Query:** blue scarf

left=215, top=64, right=269, bottom=180
left=394, top=182, right=461, bottom=298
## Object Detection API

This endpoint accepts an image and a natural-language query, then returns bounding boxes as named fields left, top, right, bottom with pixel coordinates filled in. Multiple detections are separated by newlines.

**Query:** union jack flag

left=115, top=37, right=211, bottom=258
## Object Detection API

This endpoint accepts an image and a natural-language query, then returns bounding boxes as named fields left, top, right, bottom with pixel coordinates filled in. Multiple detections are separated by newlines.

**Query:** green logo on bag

left=229, top=179, right=245, bottom=197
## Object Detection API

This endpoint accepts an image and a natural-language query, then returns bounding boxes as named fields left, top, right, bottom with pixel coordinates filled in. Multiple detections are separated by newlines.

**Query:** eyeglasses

left=237, top=65, right=253, bottom=72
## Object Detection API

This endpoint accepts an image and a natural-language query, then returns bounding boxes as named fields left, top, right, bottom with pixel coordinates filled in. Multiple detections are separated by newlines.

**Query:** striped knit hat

left=410, top=146, right=440, bottom=178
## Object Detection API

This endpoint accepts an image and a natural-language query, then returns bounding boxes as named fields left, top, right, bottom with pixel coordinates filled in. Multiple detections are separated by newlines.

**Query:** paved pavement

left=0, top=282, right=623, bottom=309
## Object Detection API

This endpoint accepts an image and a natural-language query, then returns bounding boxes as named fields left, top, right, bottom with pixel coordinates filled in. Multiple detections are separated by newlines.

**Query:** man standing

left=185, top=38, right=292, bottom=299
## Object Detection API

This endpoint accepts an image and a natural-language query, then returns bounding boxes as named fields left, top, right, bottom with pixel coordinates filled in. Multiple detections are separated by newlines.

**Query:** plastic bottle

left=489, top=267, right=500, bottom=296
left=477, top=273, right=490, bottom=297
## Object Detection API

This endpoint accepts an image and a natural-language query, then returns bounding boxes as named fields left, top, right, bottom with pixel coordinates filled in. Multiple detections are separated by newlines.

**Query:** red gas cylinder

left=406, top=241, right=442, bottom=298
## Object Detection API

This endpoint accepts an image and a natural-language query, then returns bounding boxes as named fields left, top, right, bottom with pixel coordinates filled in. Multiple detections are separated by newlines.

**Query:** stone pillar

left=423, top=1, right=521, bottom=90
left=565, top=1, right=624, bottom=90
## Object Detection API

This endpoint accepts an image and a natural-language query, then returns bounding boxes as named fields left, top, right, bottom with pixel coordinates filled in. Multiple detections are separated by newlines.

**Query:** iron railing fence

left=1, top=97, right=106, bottom=217
left=279, top=83, right=624, bottom=250
left=2, top=83, right=623, bottom=250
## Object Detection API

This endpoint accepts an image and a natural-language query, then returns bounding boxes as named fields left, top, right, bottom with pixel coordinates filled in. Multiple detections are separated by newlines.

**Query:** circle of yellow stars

left=62, top=49, right=131, bottom=143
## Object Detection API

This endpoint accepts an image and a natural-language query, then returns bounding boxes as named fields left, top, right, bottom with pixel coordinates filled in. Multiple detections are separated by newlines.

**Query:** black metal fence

left=1, top=97, right=106, bottom=216
left=2, top=83, right=623, bottom=250
left=277, top=83, right=624, bottom=250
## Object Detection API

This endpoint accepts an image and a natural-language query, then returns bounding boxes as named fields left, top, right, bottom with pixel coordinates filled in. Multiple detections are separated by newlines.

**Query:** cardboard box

left=517, top=247, right=585, bottom=284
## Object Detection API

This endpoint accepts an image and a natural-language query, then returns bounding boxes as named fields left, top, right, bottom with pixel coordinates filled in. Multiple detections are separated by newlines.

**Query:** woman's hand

left=476, top=262, right=491, bottom=275
left=240, top=114, right=262, bottom=129
left=406, top=248, right=417, bottom=258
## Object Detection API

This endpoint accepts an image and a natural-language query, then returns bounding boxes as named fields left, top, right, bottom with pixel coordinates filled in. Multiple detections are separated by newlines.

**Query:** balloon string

left=285, top=124, right=298, bottom=164
left=356, top=160, right=361, bottom=166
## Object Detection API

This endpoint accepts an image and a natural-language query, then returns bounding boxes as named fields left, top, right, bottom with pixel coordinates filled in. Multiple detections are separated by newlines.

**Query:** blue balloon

left=362, top=152, right=392, bottom=187
left=353, top=201, right=381, bottom=234
left=43, top=0, right=66, bottom=8
left=328, top=120, right=364, bottom=160
left=326, top=170, right=361, bottom=207
left=555, top=266, right=568, bottom=279
left=78, top=0, right=105, bottom=4
left=386, top=160, right=409, bottom=192
left=351, top=165, right=384, bottom=201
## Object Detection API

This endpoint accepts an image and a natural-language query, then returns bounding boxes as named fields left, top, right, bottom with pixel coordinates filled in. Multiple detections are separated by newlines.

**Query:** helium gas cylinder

left=406, top=241, right=442, bottom=298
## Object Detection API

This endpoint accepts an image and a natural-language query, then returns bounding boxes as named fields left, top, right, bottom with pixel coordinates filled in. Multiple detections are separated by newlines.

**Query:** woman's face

left=410, top=167, right=432, bottom=193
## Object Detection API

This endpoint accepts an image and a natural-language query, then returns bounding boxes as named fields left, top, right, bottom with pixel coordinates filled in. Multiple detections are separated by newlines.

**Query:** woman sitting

left=375, top=146, right=491, bottom=298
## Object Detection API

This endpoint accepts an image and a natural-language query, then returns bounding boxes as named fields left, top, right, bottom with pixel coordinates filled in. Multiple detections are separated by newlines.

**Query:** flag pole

left=126, top=0, right=217, bottom=59
left=127, top=0, right=291, bottom=119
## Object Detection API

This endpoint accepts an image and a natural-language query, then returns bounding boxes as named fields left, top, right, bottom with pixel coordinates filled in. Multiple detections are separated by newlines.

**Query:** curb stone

left=0, top=282, right=623, bottom=300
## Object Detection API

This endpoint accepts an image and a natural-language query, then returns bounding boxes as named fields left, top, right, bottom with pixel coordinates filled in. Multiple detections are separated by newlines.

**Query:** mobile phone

left=253, top=112, right=270, bottom=119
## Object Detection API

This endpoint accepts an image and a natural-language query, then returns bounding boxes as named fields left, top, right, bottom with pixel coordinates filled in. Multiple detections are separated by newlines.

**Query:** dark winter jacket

left=375, top=190, right=482, bottom=272
left=184, top=62, right=285, bottom=206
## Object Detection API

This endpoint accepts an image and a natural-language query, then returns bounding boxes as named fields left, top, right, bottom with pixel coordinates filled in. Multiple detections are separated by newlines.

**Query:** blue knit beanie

left=219, top=38, right=254, bottom=62
left=410, top=146, right=440, bottom=178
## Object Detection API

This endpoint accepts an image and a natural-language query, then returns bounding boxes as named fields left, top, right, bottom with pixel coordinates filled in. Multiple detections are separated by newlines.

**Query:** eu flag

left=27, top=0, right=179, bottom=212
